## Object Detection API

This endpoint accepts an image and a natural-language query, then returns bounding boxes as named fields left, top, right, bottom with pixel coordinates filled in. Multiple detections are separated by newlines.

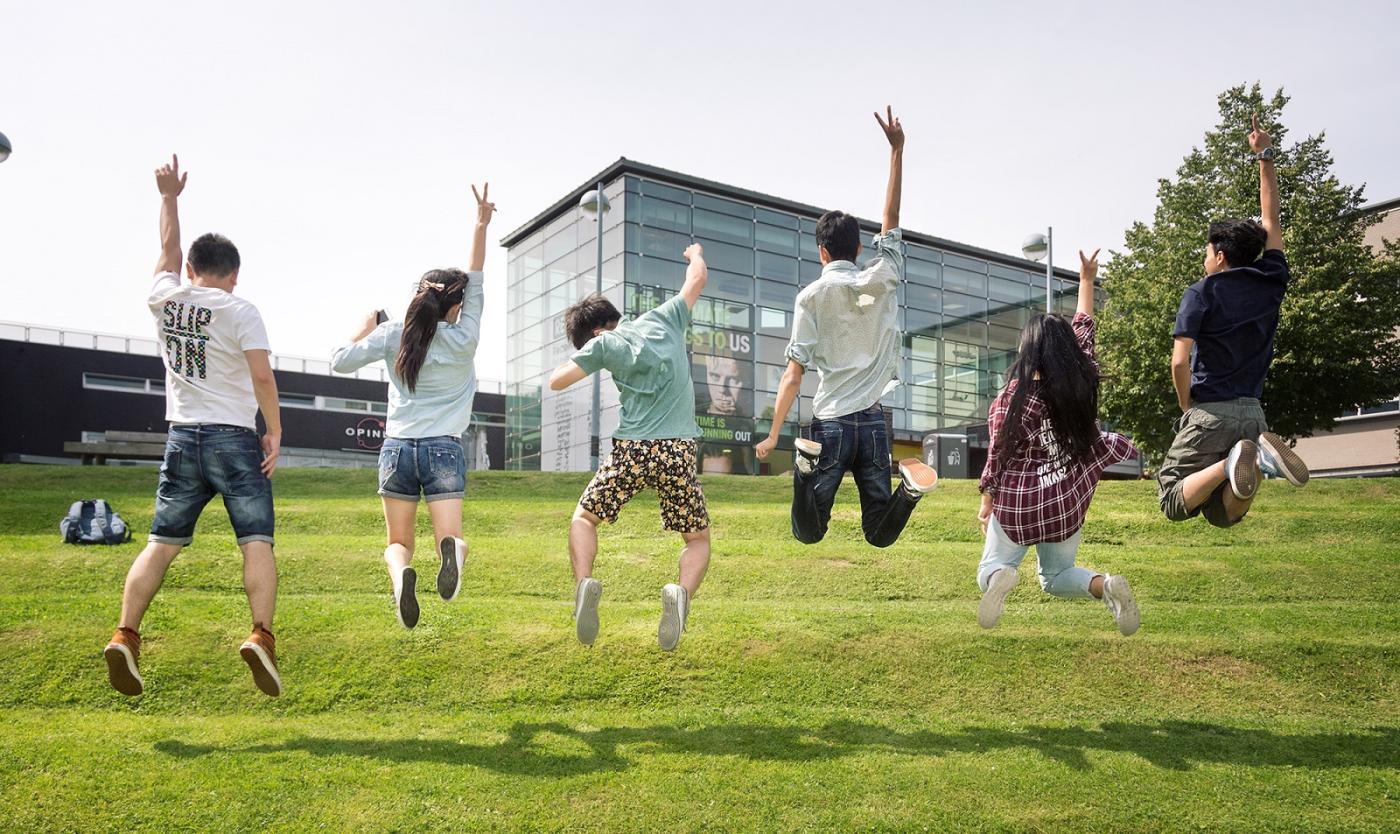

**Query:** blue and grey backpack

left=60, top=499, right=133, bottom=545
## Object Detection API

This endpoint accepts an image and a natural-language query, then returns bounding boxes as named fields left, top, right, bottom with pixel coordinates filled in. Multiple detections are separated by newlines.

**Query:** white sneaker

left=1226, top=439, right=1260, bottom=500
left=1258, top=432, right=1310, bottom=487
left=659, top=583, right=689, bottom=651
left=898, top=458, right=939, bottom=496
left=437, top=536, right=468, bottom=601
left=574, top=577, right=603, bottom=646
left=794, top=438, right=822, bottom=476
left=392, top=566, right=419, bottom=629
left=1101, top=574, right=1140, bottom=636
left=977, top=567, right=1019, bottom=629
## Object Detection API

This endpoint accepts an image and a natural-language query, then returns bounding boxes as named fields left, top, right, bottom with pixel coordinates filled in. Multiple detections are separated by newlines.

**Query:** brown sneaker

left=239, top=626, right=282, bottom=697
left=104, top=627, right=143, bottom=696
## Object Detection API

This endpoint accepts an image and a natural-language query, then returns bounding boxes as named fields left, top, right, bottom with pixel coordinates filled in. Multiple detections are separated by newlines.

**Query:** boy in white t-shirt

left=104, top=155, right=285, bottom=698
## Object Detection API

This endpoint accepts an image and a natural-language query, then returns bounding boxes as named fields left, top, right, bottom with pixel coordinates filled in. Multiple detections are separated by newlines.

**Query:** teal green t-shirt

left=571, top=296, right=700, bottom=441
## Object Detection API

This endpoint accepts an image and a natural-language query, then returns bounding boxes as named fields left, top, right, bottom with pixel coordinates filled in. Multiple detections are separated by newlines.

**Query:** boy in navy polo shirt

left=1157, top=114, right=1310, bottom=528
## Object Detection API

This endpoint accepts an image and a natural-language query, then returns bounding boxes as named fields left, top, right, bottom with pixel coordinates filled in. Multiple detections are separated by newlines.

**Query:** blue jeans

left=150, top=424, right=275, bottom=546
left=378, top=436, right=466, bottom=502
left=792, top=404, right=919, bottom=547
left=977, top=516, right=1095, bottom=599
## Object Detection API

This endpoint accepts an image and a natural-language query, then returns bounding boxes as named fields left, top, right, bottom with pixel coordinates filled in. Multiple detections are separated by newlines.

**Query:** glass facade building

left=502, top=160, right=1085, bottom=475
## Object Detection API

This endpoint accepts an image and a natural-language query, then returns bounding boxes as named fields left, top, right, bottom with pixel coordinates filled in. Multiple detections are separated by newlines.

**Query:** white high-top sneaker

left=574, top=577, right=603, bottom=646
left=1101, top=575, right=1141, bottom=636
left=659, top=583, right=689, bottom=651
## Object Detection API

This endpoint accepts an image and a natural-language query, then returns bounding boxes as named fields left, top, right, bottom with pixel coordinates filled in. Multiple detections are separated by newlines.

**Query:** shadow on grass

left=155, top=720, right=1400, bottom=776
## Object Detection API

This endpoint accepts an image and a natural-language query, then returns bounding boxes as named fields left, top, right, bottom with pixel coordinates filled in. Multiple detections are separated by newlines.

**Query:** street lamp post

left=578, top=183, right=611, bottom=470
left=1020, top=227, right=1054, bottom=312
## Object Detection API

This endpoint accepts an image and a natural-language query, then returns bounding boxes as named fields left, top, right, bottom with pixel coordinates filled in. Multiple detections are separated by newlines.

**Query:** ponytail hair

left=395, top=268, right=468, bottom=392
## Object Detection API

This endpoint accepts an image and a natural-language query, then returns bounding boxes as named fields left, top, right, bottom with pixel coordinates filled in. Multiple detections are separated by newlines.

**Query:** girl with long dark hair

left=975, top=249, right=1142, bottom=635
left=331, top=183, right=495, bottom=628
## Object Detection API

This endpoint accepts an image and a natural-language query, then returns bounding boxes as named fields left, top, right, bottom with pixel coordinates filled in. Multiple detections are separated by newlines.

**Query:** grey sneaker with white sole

left=977, top=567, right=1019, bottom=629
left=658, top=583, right=689, bottom=651
left=1258, top=432, right=1310, bottom=487
left=438, top=537, right=467, bottom=601
left=794, top=438, right=822, bottom=476
left=574, top=577, right=603, bottom=646
left=1226, top=439, right=1260, bottom=500
left=1101, top=574, right=1140, bottom=636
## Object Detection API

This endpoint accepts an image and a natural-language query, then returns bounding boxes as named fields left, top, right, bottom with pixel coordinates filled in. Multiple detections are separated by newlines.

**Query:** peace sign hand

left=155, top=154, right=188, bottom=198
left=874, top=105, right=904, bottom=151
left=1248, top=112, right=1273, bottom=154
left=471, top=182, right=496, bottom=225
left=1079, top=248, right=1101, bottom=282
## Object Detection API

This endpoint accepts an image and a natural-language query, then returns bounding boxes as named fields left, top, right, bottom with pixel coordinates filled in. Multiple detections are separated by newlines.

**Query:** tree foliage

left=1098, top=84, right=1400, bottom=463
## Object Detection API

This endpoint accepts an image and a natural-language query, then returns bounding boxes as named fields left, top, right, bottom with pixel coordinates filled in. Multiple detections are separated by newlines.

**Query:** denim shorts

left=378, top=436, right=466, bottom=502
left=150, top=424, right=275, bottom=546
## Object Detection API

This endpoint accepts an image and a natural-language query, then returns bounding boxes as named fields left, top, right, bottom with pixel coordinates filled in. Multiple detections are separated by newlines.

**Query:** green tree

left=1098, top=83, right=1400, bottom=463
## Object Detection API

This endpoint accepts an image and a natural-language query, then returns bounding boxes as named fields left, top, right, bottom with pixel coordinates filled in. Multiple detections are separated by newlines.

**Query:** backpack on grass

left=60, top=499, right=133, bottom=545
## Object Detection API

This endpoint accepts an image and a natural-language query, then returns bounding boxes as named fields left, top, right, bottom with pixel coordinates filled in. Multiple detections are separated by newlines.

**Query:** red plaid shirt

left=978, top=313, right=1137, bottom=545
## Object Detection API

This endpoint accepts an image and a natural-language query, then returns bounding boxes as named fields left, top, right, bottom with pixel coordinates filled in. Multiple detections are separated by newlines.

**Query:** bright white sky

left=2, top=1, right=1396, bottom=384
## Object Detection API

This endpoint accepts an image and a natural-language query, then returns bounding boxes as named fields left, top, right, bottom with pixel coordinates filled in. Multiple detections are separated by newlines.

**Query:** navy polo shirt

left=1172, top=249, right=1289, bottom=403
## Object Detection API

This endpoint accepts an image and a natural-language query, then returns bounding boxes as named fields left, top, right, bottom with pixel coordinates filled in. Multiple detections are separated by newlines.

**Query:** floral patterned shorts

left=579, top=438, right=710, bottom=533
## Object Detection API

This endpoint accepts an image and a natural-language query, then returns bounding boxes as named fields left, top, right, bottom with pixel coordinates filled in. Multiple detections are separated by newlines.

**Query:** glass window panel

left=909, top=411, right=943, bottom=431
left=693, top=356, right=754, bottom=417
left=987, top=303, right=1028, bottom=331
left=696, top=238, right=754, bottom=274
left=905, top=257, right=940, bottom=287
left=944, top=340, right=988, bottom=370
left=910, top=383, right=940, bottom=411
left=625, top=284, right=674, bottom=316
left=909, top=357, right=939, bottom=386
left=943, top=266, right=987, bottom=297
left=637, top=255, right=686, bottom=290
left=638, top=227, right=690, bottom=261
left=906, top=282, right=940, bottom=312
left=756, top=279, right=797, bottom=309
left=639, top=197, right=690, bottom=233
left=799, top=217, right=817, bottom=234
left=693, top=208, right=753, bottom=246
left=703, top=269, right=754, bottom=303
left=624, top=176, right=640, bottom=194
left=988, top=323, right=1021, bottom=352
left=756, top=333, right=790, bottom=365
left=756, top=251, right=799, bottom=283
left=755, top=362, right=786, bottom=392
left=640, top=180, right=690, bottom=204
left=799, top=233, right=818, bottom=260
left=942, top=291, right=988, bottom=322
left=944, top=252, right=986, bottom=272
left=906, top=307, right=941, bottom=338
left=988, top=275, right=1030, bottom=304
left=799, top=260, right=821, bottom=283
left=756, top=223, right=799, bottom=255
left=693, top=193, right=753, bottom=218
left=908, top=245, right=941, bottom=263
left=543, top=225, right=576, bottom=264
left=909, top=334, right=939, bottom=362
left=756, top=207, right=799, bottom=229
left=758, top=306, right=791, bottom=337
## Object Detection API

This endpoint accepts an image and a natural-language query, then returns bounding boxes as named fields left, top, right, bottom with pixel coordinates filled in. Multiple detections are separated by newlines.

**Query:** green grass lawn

left=0, top=465, right=1396, bottom=832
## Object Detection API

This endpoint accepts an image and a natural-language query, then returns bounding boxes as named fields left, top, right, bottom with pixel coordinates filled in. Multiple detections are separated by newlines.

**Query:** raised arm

left=679, top=243, right=708, bottom=309
left=549, top=360, right=588, bottom=391
left=1249, top=113, right=1283, bottom=253
left=1077, top=248, right=1100, bottom=318
left=154, top=155, right=188, bottom=275
left=469, top=182, right=496, bottom=273
left=874, top=106, right=904, bottom=234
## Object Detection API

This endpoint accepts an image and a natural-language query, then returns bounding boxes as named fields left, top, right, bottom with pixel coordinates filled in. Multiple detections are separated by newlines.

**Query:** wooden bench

left=64, top=431, right=168, bottom=465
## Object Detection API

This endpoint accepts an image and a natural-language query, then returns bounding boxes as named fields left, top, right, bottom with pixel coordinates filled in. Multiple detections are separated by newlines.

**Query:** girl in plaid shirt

left=975, top=249, right=1141, bottom=636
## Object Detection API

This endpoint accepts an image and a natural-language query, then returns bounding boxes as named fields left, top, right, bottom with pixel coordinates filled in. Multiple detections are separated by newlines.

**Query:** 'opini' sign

left=346, top=417, right=386, bottom=451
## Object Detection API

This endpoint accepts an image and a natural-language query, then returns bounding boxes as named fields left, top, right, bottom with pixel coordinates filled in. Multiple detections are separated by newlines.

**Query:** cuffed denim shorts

left=378, top=436, right=466, bottom=502
left=150, top=424, right=275, bottom=546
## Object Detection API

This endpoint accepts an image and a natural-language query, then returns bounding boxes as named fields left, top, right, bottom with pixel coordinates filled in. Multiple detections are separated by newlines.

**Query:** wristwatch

left=1253, top=147, right=1278, bottom=163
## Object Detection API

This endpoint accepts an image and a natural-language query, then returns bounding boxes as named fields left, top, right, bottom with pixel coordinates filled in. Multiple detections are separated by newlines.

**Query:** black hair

left=993, top=314, right=1102, bottom=474
left=395, top=268, right=468, bottom=392
left=1207, top=219, right=1268, bottom=268
left=564, top=293, right=621, bottom=350
left=815, top=210, right=861, bottom=262
left=188, top=233, right=240, bottom=278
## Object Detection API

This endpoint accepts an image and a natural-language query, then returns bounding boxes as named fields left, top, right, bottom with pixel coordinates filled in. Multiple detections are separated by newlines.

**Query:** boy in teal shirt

left=548, top=244, right=710, bottom=652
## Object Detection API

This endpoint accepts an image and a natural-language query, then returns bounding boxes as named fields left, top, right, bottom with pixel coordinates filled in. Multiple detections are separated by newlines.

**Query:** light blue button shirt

left=786, top=228, right=904, bottom=420
left=331, top=274, right=484, bottom=439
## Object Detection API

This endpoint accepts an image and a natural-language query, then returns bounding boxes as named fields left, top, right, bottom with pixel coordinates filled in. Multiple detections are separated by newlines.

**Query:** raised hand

left=1248, top=112, right=1273, bottom=154
left=1078, top=248, right=1101, bottom=282
left=683, top=243, right=705, bottom=263
left=471, top=182, right=496, bottom=225
left=874, top=105, right=904, bottom=151
left=155, top=154, right=188, bottom=198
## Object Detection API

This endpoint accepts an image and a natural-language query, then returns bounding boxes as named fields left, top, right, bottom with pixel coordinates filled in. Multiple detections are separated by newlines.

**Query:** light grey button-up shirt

left=785, top=228, right=904, bottom=420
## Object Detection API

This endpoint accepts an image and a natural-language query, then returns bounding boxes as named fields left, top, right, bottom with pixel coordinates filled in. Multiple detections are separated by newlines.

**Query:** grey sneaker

left=437, top=536, right=467, bottom=601
left=393, top=566, right=419, bottom=629
left=1101, top=575, right=1140, bottom=636
left=1258, top=432, right=1310, bottom=487
left=977, top=567, right=1019, bottom=629
left=1226, top=439, right=1260, bottom=500
left=574, top=577, right=603, bottom=646
left=794, top=438, right=822, bottom=476
left=898, top=458, right=939, bottom=496
left=659, top=583, right=689, bottom=651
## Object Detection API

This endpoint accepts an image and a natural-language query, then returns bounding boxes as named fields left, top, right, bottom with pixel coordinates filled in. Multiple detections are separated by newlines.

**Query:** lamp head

left=1021, top=232, right=1048, bottom=262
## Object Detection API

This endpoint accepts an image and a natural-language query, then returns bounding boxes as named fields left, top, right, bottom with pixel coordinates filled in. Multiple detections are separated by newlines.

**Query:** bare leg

left=569, top=507, right=602, bottom=583
left=1222, top=485, right=1257, bottom=523
left=1180, top=460, right=1228, bottom=514
left=425, top=497, right=463, bottom=545
left=118, top=542, right=183, bottom=630
left=678, top=527, right=711, bottom=599
left=239, top=540, right=277, bottom=631
left=1089, top=574, right=1104, bottom=600
left=381, top=497, right=417, bottom=576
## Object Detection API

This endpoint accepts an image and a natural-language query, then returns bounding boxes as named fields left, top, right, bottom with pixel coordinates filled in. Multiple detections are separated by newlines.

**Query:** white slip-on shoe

left=574, top=577, right=603, bottom=646
left=438, top=536, right=468, bottom=601
left=1258, top=432, right=1310, bottom=487
left=977, top=567, right=1019, bottom=629
left=659, top=583, right=688, bottom=652
left=1226, top=439, right=1260, bottom=500
left=1101, top=574, right=1141, bottom=637
left=393, top=566, right=419, bottom=629
left=898, top=458, right=939, bottom=496
left=794, top=438, right=822, bottom=476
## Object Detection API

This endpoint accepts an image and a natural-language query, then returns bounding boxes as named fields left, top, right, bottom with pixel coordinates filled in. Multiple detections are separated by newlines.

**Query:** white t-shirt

left=148, top=272, right=271, bottom=429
